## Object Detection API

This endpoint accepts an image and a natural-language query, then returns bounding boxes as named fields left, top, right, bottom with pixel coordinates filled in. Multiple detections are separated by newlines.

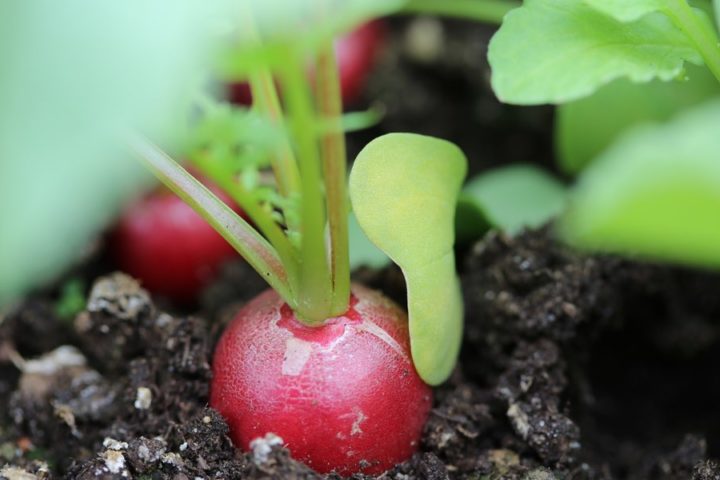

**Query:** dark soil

left=4, top=229, right=720, bottom=479
left=3, top=16, right=720, bottom=480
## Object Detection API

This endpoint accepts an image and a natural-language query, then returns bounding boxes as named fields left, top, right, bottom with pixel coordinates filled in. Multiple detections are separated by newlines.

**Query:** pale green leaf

left=457, top=164, right=567, bottom=241
left=0, top=0, right=234, bottom=306
left=488, top=0, right=702, bottom=105
left=559, top=99, right=720, bottom=267
left=715, top=0, right=720, bottom=28
left=556, top=63, right=720, bottom=174
left=584, top=0, right=671, bottom=21
left=349, top=133, right=467, bottom=385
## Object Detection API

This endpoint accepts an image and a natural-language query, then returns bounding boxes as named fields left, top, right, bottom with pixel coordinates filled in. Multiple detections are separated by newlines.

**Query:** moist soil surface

left=3, top=17, right=720, bottom=480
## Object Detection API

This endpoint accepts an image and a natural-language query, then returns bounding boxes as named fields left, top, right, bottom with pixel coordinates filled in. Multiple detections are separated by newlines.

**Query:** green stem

left=129, top=135, right=295, bottom=307
left=316, top=43, right=351, bottom=316
left=278, top=55, right=333, bottom=325
left=192, top=153, right=300, bottom=295
left=249, top=71, right=302, bottom=201
left=400, top=0, right=520, bottom=23
left=667, top=0, right=720, bottom=84
left=240, top=4, right=302, bottom=213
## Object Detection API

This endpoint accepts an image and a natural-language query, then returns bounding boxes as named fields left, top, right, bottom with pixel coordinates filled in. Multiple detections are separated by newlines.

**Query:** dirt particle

left=250, top=433, right=284, bottom=465
left=102, top=449, right=126, bottom=475
left=133, top=387, right=152, bottom=410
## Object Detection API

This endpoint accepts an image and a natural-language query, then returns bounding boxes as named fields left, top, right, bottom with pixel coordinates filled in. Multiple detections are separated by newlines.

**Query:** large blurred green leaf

left=488, top=0, right=702, bottom=105
left=559, top=99, right=720, bottom=267
left=556, top=64, right=720, bottom=174
left=0, top=1, right=235, bottom=306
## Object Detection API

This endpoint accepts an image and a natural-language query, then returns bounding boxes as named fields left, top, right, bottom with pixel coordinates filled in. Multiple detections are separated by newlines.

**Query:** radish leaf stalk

left=316, top=43, right=351, bottom=315
left=129, top=135, right=295, bottom=307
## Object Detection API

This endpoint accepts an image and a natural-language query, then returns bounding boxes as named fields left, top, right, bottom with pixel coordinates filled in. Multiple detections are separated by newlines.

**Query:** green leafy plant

left=488, top=0, right=719, bottom=105
left=483, top=0, right=720, bottom=267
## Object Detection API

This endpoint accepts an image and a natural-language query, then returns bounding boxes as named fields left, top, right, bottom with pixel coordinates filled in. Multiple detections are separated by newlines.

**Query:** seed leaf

left=559, top=99, right=720, bottom=267
left=457, top=164, right=567, bottom=242
left=488, top=0, right=702, bottom=105
left=349, top=133, right=467, bottom=385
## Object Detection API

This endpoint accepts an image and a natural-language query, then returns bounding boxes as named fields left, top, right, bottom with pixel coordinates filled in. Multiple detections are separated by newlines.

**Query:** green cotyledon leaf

left=349, top=133, right=467, bottom=386
left=488, top=0, right=702, bottom=105
left=558, top=99, right=720, bottom=268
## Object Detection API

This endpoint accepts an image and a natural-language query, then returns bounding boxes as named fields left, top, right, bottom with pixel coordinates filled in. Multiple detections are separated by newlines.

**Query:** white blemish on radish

left=350, top=411, right=367, bottom=436
left=282, top=337, right=313, bottom=376
left=355, top=321, right=406, bottom=360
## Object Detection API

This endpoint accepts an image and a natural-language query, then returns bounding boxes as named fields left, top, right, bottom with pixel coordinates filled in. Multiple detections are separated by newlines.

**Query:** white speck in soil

left=161, top=452, right=184, bottom=467
left=1, top=466, right=43, bottom=480
left=134, top=386, right=152, bottom=409
left=507, top=403, right=531, bottom=439
left=103, top=449, right=126, bottom=474
left=23, top=345, right=86, bottom=375
left=250, top=433, right=284, bottom=464
left=103, top=437, right=128, bottom=451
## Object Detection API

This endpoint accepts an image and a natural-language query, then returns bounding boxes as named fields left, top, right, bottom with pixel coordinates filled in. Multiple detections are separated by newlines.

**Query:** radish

left=131, top=14, right=465, bottom=474
left=211, top=285, right=431, bottom=475
left=111, top=182, right=240, bottom=303
left=334, top=20, right=387, bottom=106
left=228, top=21, right=386, bottom=106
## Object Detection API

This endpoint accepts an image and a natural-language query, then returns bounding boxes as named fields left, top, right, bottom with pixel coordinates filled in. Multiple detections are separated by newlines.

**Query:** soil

left=3, top=16, right=720, bottom=480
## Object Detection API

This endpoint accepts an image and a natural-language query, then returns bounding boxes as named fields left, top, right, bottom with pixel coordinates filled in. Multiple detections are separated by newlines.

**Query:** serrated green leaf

left=349, top=133, right=466, bottom=385
left=488, top=0, right=702, bottom=105
left=559, top=99, right=720, bottom=267
left=556, top=63, right=720, bottom=174
left=457, top=164, right=567, bottom=241
left=584, top=0, right=671, bottom=22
